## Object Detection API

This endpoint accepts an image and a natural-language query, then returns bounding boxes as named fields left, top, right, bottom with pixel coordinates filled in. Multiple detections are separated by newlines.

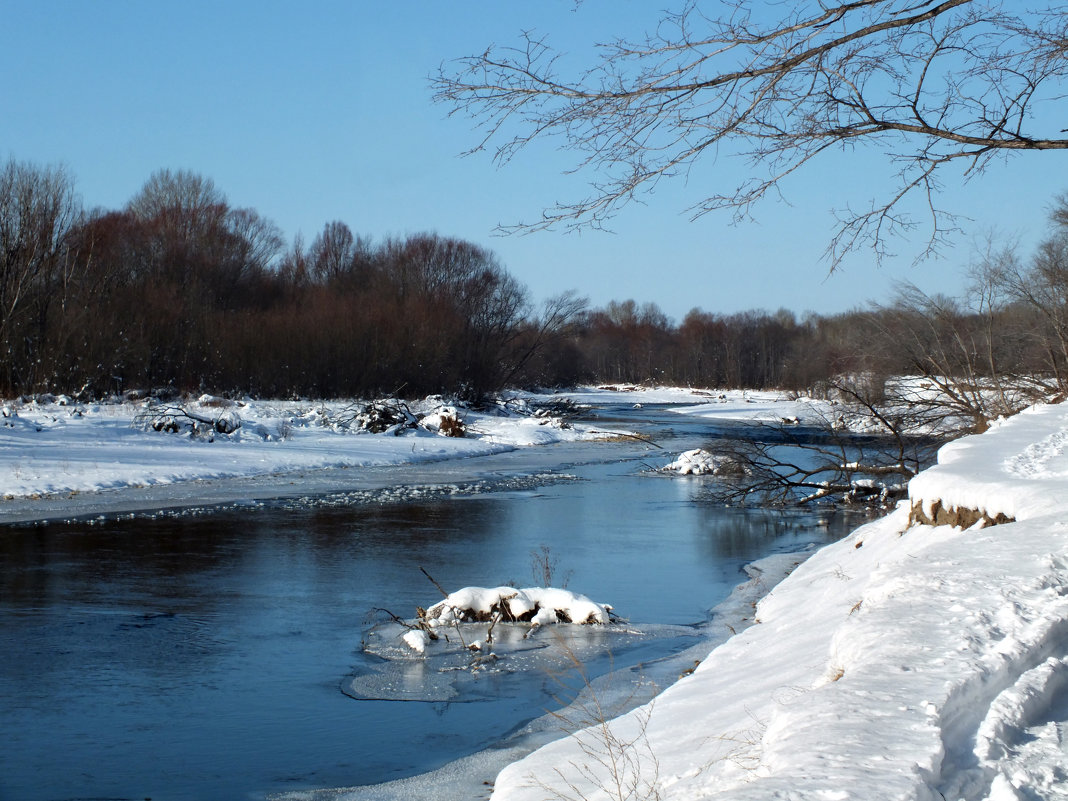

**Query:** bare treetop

left=433, top=0, right=1068, bottom=266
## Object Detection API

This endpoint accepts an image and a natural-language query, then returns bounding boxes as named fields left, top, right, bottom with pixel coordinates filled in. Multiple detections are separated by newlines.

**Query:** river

left=0, top=403, right=864, bottom=801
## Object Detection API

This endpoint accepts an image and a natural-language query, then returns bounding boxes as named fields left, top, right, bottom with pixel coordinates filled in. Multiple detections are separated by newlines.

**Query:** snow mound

left=402, top=629, right=429, bottom=654
left=662, top=448, right=748, bottom=476
left=425, top=586, right=612, bottom=627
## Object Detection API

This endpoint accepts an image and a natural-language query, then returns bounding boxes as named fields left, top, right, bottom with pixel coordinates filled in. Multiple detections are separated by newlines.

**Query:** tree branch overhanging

left=434, top=0, right=1068, bottom=266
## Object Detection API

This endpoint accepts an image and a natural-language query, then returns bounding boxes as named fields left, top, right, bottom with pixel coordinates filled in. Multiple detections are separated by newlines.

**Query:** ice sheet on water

left=349, top=620, right=701, bottom=703
left=276, top=472, right=580, bottom=512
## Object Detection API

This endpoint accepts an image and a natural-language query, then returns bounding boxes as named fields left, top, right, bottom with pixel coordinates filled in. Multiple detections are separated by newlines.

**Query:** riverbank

left=0, top=395, right=585, bottom=504
left=0, top=387, right=809, bottom=524
left=489, top=400, right=1068, bottom=801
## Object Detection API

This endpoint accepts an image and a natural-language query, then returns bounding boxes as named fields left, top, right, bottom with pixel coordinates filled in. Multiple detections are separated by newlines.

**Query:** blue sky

left=4, top=1, right=1066, bottom=321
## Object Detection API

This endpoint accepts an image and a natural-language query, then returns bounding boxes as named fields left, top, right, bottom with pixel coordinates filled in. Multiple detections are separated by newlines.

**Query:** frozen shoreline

left=488, top=401, right=1068, bottom=801
left=270, top=552, right=813, bottom=801
left=0, top=387, right=803, bottom=525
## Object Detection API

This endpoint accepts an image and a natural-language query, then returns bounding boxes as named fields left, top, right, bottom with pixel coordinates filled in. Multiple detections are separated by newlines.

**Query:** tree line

left=0, top=163, right=552, bottom=399
left=3, top=158, right=1067, bottom=420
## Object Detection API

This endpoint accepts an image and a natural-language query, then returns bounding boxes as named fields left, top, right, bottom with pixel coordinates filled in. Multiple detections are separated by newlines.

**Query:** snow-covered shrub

left=422, top=586, right=613, bottom=627
left=419, top=406, right=466, bottom=437
left=662, top=448, right=749, bottom=476
left=351, top=400, right=418, bottom=434
left=212, top=409, right=241, bottom=435
left=196, top=394, right=235, bottom=409
left=306, top=399, right=419, bottom=435
left=438, top=412, right=465, bottom=437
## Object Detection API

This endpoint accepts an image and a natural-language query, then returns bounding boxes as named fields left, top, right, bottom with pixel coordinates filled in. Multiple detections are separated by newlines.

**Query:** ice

left=0, top=395, right=611, bottom=516
left=351, top=619, right=701, bottom=703
left=15, top=386, right=1068, bottom=801
left=277, top=547, right=806, bottom=801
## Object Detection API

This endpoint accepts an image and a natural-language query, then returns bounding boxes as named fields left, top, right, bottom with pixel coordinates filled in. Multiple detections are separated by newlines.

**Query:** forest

left=3, top=159, right=1068, bottom=413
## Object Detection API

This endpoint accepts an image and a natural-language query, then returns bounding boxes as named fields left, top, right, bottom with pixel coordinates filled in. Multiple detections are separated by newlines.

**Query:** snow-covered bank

left=0, top=395, right=595, bottom=507
left=489, top=401, right=1068, bottom=801
left=4, top=386, right=784, bottom=523
left=908, top=400, right=1068, bottom=523
left=1, top=387, right=814, bottom=512
left=542, top=385, right=816, bottom=424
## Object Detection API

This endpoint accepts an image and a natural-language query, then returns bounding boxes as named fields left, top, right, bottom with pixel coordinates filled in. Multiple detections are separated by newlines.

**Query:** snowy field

left=541, top=384, right=817, bottom=423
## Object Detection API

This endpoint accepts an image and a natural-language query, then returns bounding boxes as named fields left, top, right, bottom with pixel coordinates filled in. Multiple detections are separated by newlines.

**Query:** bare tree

left=434, top=1, right=1068, bottom=265
left=992, top=194, right=1068, bottom=392
left=225, top=207, right=285, bottom=276
left=308, top=220, right=359, bottom=283
left=127, top=168, right=228, bottom=242
left=0, top=160, right=81, bottom=392
left=500, top=289, right=590, bottom=388
left=707, top=376, right=942, bottom=508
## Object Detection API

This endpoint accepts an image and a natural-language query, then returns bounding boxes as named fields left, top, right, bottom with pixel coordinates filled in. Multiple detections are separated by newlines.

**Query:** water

left=0, top=404, right=864, bottom=801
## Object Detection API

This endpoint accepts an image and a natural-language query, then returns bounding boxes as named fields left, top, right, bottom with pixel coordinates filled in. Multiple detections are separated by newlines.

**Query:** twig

left=371, top=606, right=415, bottom=629
left=420, top=566, right=467, bottom=649
left=420, top=566, right=451, bottom=598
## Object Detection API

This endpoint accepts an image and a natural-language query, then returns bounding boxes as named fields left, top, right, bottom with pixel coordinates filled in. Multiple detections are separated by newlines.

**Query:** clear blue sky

left=4, top=1, right=1065, bottom=321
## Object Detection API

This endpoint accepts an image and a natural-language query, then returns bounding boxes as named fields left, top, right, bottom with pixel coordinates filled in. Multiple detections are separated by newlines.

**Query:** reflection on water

left=0, top=409, right=867, bottom=801
left=693, top=504, right=871, bottom=560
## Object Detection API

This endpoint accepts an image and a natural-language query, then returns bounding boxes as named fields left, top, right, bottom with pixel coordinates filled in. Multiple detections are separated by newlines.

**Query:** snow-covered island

left=489, top=400, right=1068, bottom=801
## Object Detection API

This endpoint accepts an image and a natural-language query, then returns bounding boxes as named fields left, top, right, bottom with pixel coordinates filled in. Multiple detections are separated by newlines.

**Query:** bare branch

left=434, top=0, right=1068, bottom=266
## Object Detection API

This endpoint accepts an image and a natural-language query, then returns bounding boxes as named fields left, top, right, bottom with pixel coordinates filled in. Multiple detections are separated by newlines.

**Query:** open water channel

left=0, top=403, right=865, bottom=801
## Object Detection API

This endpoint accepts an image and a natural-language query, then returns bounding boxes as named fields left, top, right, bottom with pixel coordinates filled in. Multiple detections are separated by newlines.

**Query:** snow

left=542, top=385, right=817, bottom=423
left=908, top=401, right=1068, bottom=522
left=489, top=399, right=1068, bottom=801
left=661, top=448, right=747, bottom=476
left=0, top=386, right=814, bottom=507
left=7, top=386, right=1068, bottom=800
left=282, top=553, right=811, bottom=801
left=0, top=395, right=595, bottom=503
left=423, top=586, right=613, bottom=627
left=401, top=629, right=428, bottom=654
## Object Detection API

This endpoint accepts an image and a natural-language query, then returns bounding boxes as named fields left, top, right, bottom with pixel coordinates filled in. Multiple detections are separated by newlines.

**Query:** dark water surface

left=0, top=404, right=863, bottom=801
